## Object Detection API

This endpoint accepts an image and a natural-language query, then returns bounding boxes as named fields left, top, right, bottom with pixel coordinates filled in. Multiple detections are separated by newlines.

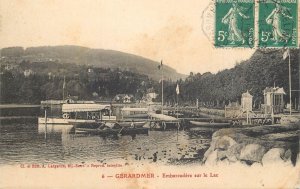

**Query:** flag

left=63, top=76, right=66, bottom=89
left=283, top=49, right=290, bottom=60
left=176, top=83, right=180, bottom=95
left=158, top=60, right=163, bottom=70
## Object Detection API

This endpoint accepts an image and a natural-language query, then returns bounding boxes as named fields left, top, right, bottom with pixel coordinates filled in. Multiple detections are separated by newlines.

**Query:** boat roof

left=62, top=104, right=110, bottom=112
left=148, top=113, right=178, bottom=121
left=122, top=107, right=148, bottom=112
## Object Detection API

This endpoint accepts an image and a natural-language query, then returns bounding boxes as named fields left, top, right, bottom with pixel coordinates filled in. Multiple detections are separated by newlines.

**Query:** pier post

left=44, top=108, right=47, bottom=139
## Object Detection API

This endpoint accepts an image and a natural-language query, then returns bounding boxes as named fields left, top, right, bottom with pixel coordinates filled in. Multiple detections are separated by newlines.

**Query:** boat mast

left=63, top=76, right=66, bottom=101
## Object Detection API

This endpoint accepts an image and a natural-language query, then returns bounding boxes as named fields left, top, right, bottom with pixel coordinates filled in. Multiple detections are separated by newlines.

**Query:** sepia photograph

left=0, top=0, right=299, bottom=188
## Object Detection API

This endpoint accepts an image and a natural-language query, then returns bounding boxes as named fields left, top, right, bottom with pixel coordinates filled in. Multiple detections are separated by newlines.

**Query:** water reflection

left=0, top=123, right=212, bottom=165
left=38, top=123, right=74, bottom=134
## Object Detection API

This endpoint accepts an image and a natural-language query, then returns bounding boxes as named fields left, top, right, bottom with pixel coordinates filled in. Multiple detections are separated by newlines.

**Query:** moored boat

left=121, top=107, right=149, bottom=119
left=189, top=120, right=231, bottom=128
left=280, top=115, right=300, bottom=126
left=38, top=103, right=116, bottom=125
left=75, top=123, right=149, bottom=136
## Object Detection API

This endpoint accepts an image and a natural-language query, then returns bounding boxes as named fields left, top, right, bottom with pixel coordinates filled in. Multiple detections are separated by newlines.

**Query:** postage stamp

left=215, top=0, right=255, bottom=48
left=258, top=0, right=298, bottom=48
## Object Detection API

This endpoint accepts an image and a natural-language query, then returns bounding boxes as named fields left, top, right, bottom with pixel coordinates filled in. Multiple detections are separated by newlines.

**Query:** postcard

left=0, top=0, right=299, bottom=188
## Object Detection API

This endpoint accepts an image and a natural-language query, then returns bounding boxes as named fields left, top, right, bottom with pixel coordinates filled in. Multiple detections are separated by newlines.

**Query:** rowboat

left=75, top=127, right=149, bottom=136
left=75, top=121, right=149, bottom=135
left=75, top=127, right=119, bottom=135
left=189, top=121, right=231, bottom=128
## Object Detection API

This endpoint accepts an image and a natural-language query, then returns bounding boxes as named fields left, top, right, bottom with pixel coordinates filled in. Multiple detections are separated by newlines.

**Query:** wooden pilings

left=148, top=120, right=181, bottom=131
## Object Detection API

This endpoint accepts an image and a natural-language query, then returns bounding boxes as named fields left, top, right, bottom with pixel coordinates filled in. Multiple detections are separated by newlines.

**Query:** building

left=241, top=90, right=253, bottom=112
left=262, top=87, right=285, bottom=114
left=1, top=63, right=19, bottom=71
left=142, top=92, right=158, bottom=102
left=24, top=69, right=34, bottom=77
left=114, top=94, right=134, bottom=103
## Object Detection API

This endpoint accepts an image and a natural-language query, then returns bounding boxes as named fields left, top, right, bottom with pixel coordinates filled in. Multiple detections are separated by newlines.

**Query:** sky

left=0, top=0, right=255, bottom=74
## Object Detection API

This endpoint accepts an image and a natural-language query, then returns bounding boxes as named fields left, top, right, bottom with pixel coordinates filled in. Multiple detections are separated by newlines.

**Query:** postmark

left=215, top=0, right=255, bottom=48
left=258, top=0, right=298, bottom=48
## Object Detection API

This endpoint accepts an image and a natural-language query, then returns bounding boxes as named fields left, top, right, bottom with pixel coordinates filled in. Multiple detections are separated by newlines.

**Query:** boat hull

left=280, top=115, right=300, bottom=126
left=75, top=127, right=149, bottom=136
left=118, top=121, right=146, bottom=128
left=38, top=117, right=117, bottom=125
left=189, top=121, right=231, bottom=128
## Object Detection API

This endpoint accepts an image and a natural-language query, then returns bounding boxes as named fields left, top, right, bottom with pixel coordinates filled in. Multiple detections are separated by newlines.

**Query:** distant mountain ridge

left=0, top=45, right=186, bottom=81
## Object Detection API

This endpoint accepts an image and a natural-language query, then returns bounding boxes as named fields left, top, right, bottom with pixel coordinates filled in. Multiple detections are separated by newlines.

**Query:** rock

left=205, top=149, right=218, bottom=166
left=212, top=129, right=234, bottom=139
left=203, top=136, right=236, bottom=163
left=226, top=143, right=245, bottom=162
left=218, top=158, right=230, bottom=166
left=217, top=150, right=227, bottom=161
left=251, top=162, right=262, bottom=168
left=215, top=136, right=237, bottom=151
left=262, top=148, right=293, bottom=166
left=240, top=144, right=266, bottom=163
left=202, top=139, right=218, bottom=163
left=205, top=149, right=231, bottom=166
left=284, top=149, right=292, bottom=162
left=262, top=148, right=285, bottom=165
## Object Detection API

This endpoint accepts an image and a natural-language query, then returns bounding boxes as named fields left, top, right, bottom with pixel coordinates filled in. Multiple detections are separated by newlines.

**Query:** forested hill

left=0, top=46, right=185, bottom=81
left=164, top=49, right=299, bottom=108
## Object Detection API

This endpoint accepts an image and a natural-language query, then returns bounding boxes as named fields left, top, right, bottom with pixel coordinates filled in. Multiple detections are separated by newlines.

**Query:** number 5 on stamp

left=258, top=0, right=298, bottom=48
left=215, top=0, right=255, bottom=48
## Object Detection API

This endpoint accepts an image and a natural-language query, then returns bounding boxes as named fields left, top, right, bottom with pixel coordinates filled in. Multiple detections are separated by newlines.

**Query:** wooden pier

left=147, top=113, right=181, bottom=130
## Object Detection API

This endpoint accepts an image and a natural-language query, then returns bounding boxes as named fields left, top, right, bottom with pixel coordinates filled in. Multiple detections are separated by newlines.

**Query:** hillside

left=0, top=46, right=185, bottom=81
left=163, top=49, right=300, bottom=107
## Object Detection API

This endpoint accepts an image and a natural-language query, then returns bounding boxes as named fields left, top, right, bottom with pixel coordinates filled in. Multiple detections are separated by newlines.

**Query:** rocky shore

left=203, top=125, right=299, bottom=166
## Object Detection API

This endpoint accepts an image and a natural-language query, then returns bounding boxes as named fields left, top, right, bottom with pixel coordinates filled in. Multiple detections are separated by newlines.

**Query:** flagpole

left=63, top=76, right=66, bottom=101
left=175, top=84, right=179, bottom=119
left=289, top=52, right=292, bottom=115
left=176, top=93, right=178, bottom=119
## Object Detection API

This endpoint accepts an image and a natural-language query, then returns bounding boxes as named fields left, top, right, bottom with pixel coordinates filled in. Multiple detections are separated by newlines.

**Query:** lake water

left=0, top=122, right=214, bottom=166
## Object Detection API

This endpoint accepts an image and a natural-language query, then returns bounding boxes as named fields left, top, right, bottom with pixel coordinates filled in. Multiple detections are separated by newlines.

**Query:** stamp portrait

left=215, top=0, right=255, bottom=48
left=258, top=0, right=298, bottom=48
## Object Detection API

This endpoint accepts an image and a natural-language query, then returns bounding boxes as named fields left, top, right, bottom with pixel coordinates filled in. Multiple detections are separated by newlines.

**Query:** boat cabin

left=121, top=107, right=149, bottom=119
left=62, top=103, right=116, bottom=121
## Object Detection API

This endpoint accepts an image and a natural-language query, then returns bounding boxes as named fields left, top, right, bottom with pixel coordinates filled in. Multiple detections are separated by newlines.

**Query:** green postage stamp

left=258, top=0, right=298, bottom=48
left=215, top=0, right=255, bottom=48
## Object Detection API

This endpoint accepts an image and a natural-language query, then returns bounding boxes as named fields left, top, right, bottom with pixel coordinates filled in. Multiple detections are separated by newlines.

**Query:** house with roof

left=24, top=69, right=34, bottom=77
left=114, top=94, right=134, bottom=103
left=262, top=87, right=286, bottom=114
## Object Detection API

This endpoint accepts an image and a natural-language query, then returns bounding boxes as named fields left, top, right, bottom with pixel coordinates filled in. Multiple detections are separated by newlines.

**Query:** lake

left=0, top=122, right=214, bottom=166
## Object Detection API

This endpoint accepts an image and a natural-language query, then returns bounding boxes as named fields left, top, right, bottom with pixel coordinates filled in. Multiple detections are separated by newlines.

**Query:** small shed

left=241, top=90, right=253, bottom=112
left=262, top=87, right=286, bottom=114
